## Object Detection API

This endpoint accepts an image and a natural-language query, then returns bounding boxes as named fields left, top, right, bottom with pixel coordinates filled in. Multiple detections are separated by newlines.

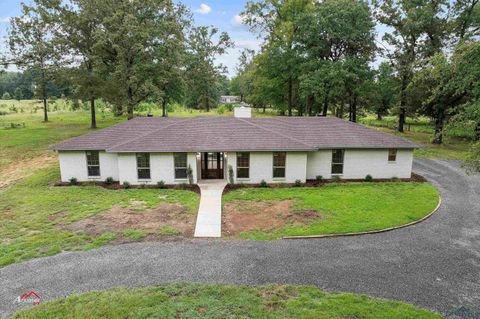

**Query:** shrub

left=105, top=177, right=114, bottom=185
left=228, top=165, right=234, bottom=185
left=365, top=174, right=373, bottom=182
left=260, top=179, right=268, bottom=188
left=187, top=165, right=194, bottom=185
left=331, top=175, right=341, bottom=182
left=217, top=104, right=226, bottom=114
left=294, top=179, right=302, bottom=187
left=2, top=92, right=11, bottom=100
left=122, top=181, right=130, bottom=189
left=157, top=180, right=166, bottom=189
left=175, top=183, right=188, bottom=190
left=391, top=176, right=400, bottom=182
left=69, top=177, right=78, bottom=185
left=316, top=175, right=323, bottom=182
left=139, top=183, right=147, bottom=189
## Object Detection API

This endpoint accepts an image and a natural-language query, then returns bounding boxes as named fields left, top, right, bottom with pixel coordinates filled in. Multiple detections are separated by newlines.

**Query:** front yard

left=0, top=167, right=199, bottom=267
left=223, top=182, right=439, bottom=239
left=11, top=283, right=442, bottom=319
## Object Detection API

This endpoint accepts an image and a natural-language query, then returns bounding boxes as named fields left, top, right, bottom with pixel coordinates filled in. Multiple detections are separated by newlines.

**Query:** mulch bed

left=223, top=172, right=427, bottom=195
left=54, top=181, right=201, bottom=194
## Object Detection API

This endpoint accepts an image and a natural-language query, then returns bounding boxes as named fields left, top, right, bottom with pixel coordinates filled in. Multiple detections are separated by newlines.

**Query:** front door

left=201, top=152, right=224, bottom=179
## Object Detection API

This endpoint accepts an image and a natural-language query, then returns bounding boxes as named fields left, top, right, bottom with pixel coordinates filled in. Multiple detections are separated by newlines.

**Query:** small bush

left=105, top=177, right=114, bottom=185
left=69, top=177, right=78, bottom=185
left=294, top=179, right=302, bottom=187
left=331, top=175, right=341, bottom=182
left=217, top=104, right=226, bottom=114
left=365, top=174, right=373, bottom=182
left=316, top=175, right=323, bottom=182
left=175, top=183, right=188, bottom=190
left=228, top=165, right=234, bottom=185
left=391, top=176, right=400, bottom=182
left=122, top=181, right=130, bottom=189
left=139, top=183, right=147, bottom=189
left=187, top=165, right=194, bottom=185
left=260, top=180, right=268, bottom=188
left=157, top=180, right=166, bottom=189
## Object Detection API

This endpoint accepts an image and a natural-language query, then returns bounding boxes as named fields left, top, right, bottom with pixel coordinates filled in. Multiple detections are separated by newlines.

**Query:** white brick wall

left=58, top=151, right=118, bottom=182
left=228, top=151, right=308, bottom=183
left=306, top=149, right=414, bottom=179
left=57, top=148, right=413, bottom=184
left=118, top=152, right=198, bottom=185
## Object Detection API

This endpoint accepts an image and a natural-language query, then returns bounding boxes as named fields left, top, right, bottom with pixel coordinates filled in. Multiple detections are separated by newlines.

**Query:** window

left=388, top=149, right=397, bottom=162
left=273, top=152, right=286, bottom=178
left=331, top=149, right=345, bottom=175
left=174, top=153, right=188, bottom=179
left=236, top=152, right=250, bottom=179
left=86, top=151, right=100, bottom=177
left=136, top=153, right=151, bottom=179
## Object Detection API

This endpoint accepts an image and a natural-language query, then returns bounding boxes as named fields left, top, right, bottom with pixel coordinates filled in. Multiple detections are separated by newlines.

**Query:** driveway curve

left=1, top=159, right=479, bottom=318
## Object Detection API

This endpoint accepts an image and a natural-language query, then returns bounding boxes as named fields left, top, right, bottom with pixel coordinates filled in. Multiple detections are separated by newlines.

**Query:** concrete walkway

left=194, top=180, right=227, bottom=238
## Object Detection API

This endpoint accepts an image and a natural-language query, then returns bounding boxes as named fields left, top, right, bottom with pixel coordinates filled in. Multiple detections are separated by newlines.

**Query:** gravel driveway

left=1, top=159, right=479, bottom=318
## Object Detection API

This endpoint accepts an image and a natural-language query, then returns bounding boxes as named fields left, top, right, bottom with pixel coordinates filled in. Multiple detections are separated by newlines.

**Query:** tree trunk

left=432, top=109, right=444, bottom=144
left=287, top=78, right=293, bottom=116
left=306, top=95, right=314, bottom=116
left=263, top=104, right=266, bottom=113
left=90, top=95, right=96, bottom=128
left=398, top=76, right=408, bottom=133
left=127, top=87, right=134, bottom=120
left=162, top=99, right=167, bottom=117
left=43, top=97, right=48, bottom=122
left=322, top=90, right=329, bottom=116
left=205, top=93, right=210, bottom=112
left=475, top=122, right=480, bottom=141
left=351, top=94, right=357, bottom=123
left=377, top=112, right=382, bottom=120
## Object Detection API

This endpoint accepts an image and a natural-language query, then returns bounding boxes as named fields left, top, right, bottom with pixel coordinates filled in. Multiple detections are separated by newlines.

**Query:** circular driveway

left=1, top=159, right=479, bottom=317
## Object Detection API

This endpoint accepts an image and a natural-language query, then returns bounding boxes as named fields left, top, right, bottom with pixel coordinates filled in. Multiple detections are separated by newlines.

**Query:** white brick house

left=50, top=111, right=419, bottom=185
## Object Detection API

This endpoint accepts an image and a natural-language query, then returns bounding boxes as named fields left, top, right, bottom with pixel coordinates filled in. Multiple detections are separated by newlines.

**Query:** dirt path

left=0, top=153, right=56, bottom=189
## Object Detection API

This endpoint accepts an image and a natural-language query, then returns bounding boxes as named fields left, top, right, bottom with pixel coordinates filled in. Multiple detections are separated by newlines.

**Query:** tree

left=185, top=26, right=233, bottom=111
left=243, top=0, right=312, bottom=116
left=14, top=87, right=23, bottom=100
left=372, top=62, right=397, bottom=120
left=2, top=92, right=11, bottom=100
left=95, top=0, right=188, bottom=119
left=44, top=0, right=105, bottom=128
left=451, top=0, right=480, bottom=42
left=374, top=0, right=448, bottom=132
left=8, top=1, right=61, bottom=122
left=296, top=0, right=376, bottom=120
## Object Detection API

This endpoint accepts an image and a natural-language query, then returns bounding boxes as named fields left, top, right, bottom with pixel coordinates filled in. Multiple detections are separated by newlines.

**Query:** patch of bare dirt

left=223, top=200, right=321, bottom=237
left=0, top=153, right=56, bottom=189
left=59, top=202, right=194, bottom=241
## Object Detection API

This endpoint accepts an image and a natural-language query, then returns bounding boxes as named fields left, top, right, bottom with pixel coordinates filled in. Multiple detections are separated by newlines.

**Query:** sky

left=0, top=0, right=387, bottom=77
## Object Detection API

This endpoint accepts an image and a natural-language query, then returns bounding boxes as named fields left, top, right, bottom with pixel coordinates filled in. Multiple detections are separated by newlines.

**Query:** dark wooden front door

left=201, top=152, right=224, bottom=179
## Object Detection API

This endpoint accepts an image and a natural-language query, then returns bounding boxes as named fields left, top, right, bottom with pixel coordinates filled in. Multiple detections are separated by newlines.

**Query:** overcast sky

left=0, top=0, right=387, bottom=77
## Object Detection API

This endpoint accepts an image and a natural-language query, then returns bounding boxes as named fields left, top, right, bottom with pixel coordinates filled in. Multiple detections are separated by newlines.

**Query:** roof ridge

left=106, top=117, right=196, bottom=151
left=238, top=118, right=315, bottom=149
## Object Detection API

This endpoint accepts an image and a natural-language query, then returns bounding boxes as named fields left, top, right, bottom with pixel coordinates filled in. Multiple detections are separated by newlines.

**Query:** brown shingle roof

left=49, top=116, right=420, bottom=152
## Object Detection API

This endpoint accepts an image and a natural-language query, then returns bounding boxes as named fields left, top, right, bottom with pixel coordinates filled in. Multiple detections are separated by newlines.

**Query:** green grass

left=11, top=283, right=442, bottom=319
left=223, top=182, right=439, bottom=240
left=359, top=115, right=471, bottom=160
left=0, top=167, right=199, bottom=267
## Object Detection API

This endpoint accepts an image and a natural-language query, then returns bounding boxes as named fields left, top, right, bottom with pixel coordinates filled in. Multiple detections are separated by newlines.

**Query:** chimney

left=234, top=104, right=252, bottom=118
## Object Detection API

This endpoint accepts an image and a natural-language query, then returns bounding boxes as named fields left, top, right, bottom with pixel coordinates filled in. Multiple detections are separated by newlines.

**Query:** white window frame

left=136, top=153, right=151, bottom=180
left=272, top=152, right=286, bottom=179
left=331, top=149, right=345, bottom=175
left=86, top=151, right=100, bottom=178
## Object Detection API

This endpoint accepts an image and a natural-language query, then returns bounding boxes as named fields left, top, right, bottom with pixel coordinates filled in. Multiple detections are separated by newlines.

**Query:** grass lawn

left=223, top=182, right=439, bottom=240
left=360, top=115, right=471, bottom=160
left=0, top=167, right=199, bottom=267
left=11, top=283, right=442, bottom=319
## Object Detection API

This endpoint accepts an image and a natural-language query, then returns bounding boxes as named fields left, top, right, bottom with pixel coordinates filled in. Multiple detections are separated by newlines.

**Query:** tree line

left=230, top=0, right=479, bottom=153
left=2, top=0, right=233, bottom=127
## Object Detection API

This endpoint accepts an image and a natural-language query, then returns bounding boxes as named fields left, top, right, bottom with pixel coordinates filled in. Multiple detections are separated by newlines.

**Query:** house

left=49, top=109, right=419, bottom=185
left=219, top=95, right=240, bottom=104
